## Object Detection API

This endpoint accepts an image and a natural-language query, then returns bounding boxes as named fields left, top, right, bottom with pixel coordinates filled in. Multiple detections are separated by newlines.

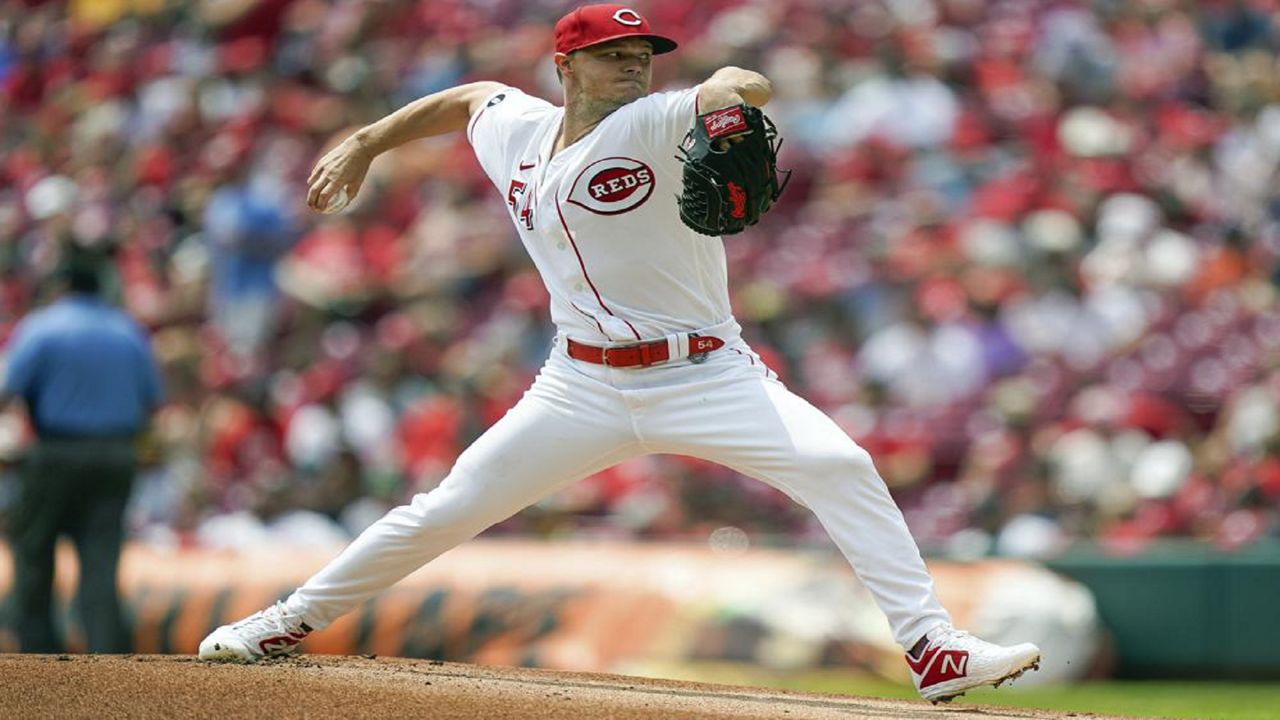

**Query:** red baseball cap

left=554, top=4, right=678, bottom=56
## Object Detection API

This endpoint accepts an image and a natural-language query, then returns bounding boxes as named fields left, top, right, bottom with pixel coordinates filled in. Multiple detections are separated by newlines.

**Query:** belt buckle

left=604, top=342, right=652, bottom=367
left=688, top=333, right=709, bottom=364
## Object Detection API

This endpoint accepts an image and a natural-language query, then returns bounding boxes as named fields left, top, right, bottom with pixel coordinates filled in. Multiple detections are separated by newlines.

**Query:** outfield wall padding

left=1047, top=540, right=1280, bottom=679
left=0, top=540, right=1099, bottom=684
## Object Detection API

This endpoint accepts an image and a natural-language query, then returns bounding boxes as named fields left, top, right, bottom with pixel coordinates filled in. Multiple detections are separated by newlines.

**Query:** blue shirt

left=3, top=295, right=164, bottom=436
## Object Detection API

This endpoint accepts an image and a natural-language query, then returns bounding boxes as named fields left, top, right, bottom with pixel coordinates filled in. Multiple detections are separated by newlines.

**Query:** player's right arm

left=697, top=66, right=772, bottom=111
left=306, top=81, right=506, bottom=212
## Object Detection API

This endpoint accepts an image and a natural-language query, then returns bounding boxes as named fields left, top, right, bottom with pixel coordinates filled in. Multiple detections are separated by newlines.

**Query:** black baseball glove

left=676, top=103, right=790, bottom=236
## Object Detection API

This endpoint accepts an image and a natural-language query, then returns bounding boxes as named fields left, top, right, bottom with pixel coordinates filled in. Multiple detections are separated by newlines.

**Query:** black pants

left=12, top=438, right=135, bottom=653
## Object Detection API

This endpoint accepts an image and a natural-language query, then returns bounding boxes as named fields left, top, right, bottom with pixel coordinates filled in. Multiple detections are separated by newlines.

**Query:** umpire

left=2, top=249, right=164, bottom=653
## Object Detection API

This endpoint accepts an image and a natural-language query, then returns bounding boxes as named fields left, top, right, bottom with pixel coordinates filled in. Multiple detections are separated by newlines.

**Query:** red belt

left=566, top=335, right=725, bottom=367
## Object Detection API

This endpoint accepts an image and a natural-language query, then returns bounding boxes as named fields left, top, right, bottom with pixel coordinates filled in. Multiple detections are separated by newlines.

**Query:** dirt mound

left=1, top=654, right=1126, bottom=719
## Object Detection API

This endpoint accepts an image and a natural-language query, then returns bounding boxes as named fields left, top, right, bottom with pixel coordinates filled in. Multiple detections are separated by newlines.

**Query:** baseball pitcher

left=199, top=4, right=1040, bottom=703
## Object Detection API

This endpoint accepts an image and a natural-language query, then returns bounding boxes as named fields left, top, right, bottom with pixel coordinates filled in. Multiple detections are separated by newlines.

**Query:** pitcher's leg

left=652, top=361, right=1041, bottom=701
left=645, top=367, right=949, bottom=648
left=284, top=369, right=641, bottom=629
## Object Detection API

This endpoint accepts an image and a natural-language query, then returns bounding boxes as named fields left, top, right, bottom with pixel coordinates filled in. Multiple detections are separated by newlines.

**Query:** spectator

left=201, top=138, right=302, bottom=360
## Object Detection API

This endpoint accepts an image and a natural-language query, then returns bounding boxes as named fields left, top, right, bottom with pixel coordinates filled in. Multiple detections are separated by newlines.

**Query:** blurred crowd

left=3, top=0, right=1280, bottom=558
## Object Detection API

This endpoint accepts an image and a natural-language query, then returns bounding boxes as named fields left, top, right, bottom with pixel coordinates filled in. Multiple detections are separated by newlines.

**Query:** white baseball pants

left=285, top=328, right=951, bottom=649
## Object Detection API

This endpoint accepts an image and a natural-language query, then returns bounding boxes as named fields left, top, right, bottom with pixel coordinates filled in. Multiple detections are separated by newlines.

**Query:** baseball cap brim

left=563, top=32, right=678, bottom=55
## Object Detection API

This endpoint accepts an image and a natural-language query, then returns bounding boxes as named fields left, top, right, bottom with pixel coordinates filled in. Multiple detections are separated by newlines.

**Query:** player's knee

left=404, top=472, right=506, bottom=532
left=400, top=483, right=461, bottom=525
left=804, top=444, right=877, bottom=481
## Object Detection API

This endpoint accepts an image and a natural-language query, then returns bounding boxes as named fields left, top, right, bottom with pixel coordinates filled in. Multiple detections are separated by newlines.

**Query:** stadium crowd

left=3, top=0, right=1280, bottom=558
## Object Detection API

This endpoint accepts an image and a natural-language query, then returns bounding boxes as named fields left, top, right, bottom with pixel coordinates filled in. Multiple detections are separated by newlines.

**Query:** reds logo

left=567, top=157, right=655, bottom=215
left=612, top=8, right=643, bottom=26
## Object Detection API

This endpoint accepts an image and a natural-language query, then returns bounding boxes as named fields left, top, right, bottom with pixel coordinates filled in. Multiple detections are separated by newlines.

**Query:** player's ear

left=554, top=52, right=572, bottom=78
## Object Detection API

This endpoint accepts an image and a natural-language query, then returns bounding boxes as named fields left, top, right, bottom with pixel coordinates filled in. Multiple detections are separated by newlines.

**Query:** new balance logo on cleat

left=257, top=630, right=310, bottom=655
left=938, top=651, right=969, bottom=679
left=906, top=646, right=970, bottom=689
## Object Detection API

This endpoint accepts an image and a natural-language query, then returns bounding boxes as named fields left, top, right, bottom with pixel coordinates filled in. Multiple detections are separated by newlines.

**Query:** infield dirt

left=1, top=654, right=1141, bottom=719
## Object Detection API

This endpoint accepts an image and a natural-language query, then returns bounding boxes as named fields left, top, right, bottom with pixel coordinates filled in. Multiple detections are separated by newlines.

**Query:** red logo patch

left=702, top=107, right=748, bottom=139
left=567, top=157, right=656, bottom=215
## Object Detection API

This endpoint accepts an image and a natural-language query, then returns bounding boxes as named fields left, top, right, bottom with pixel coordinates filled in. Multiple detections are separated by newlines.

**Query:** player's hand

left=306, top=137, right=373, bottom=213
left=715, top=134, right=748, bottom=152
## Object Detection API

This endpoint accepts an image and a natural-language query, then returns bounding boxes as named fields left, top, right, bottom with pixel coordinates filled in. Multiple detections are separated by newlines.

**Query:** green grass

left=631, top=663, right=1280, bottom=720
left=794, top=675, right=1280, bottom=720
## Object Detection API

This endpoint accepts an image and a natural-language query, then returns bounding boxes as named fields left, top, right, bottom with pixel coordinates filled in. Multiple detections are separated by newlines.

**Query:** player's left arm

left=697, top=66, right=772, bottom=112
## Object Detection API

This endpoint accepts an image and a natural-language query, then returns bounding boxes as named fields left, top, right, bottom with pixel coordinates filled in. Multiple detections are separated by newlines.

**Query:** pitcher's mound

left=1, top=654, right=1120, bottom=719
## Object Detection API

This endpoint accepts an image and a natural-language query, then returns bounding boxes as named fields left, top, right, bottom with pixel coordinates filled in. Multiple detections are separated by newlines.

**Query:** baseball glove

left=676, top=103, right=790, bottom=236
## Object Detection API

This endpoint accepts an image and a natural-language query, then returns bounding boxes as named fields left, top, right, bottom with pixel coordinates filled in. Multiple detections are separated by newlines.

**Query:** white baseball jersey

left=467, top=86, right=728, bottom=342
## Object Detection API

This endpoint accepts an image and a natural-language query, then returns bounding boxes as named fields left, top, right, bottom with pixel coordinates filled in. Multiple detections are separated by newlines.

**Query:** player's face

left=565, top=38, right=653, bottom=105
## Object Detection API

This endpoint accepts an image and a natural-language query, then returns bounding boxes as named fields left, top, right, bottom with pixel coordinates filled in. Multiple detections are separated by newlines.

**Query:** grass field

left=797, top=676, right=1280, bottom=720
left=639, top=663, right=1280, bottom=720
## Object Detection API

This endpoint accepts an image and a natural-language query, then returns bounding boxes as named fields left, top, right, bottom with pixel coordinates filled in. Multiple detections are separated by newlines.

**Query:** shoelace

left=929, top=626, right=973, bottom=648
left=230, top=602, right=294, bottom=634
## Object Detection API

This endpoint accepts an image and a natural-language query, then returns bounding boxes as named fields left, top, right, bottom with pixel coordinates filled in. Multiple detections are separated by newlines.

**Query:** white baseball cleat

left=198, top=602, right=313, bottom=663
left=907, top=625, right=1041, bottom=704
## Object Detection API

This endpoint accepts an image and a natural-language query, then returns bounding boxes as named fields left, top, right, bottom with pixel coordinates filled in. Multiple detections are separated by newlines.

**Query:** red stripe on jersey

left=555, top=197, right=641, bottom=341
left=467, top=106, right=488, bottom=144
left=571, top=301, right=606, bottom=335
left=468, top=89, right=508, bottom=143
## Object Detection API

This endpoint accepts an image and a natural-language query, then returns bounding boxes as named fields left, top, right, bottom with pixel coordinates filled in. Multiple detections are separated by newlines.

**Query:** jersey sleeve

left=623, top=86, right=701, bottom=158
left=466, top=87, right=554, bottom=184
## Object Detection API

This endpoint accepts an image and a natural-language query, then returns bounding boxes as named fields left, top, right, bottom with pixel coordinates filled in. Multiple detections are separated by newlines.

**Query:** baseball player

left=200, top=4, right=1040, bottom=703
